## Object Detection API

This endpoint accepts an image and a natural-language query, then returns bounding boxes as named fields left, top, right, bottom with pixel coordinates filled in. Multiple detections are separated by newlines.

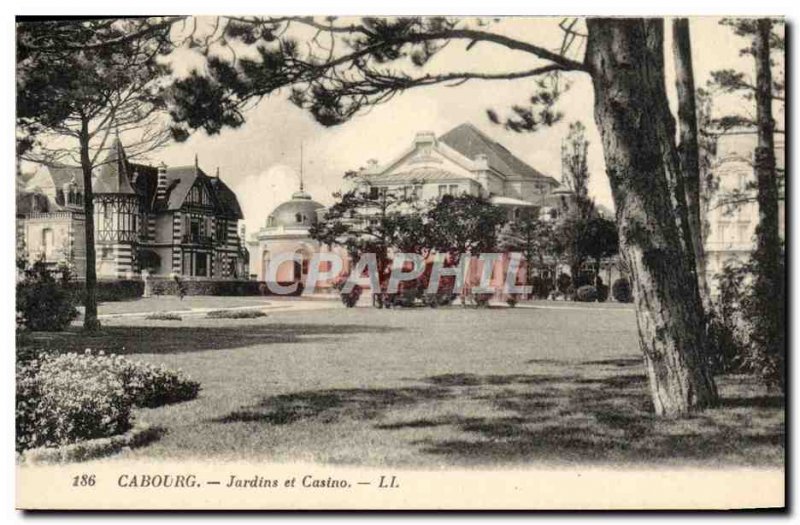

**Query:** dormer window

left=295, top=213, right=303, bottom=223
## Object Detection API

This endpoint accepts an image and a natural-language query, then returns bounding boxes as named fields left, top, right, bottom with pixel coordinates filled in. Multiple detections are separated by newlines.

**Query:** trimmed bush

left=575, top=285, right=598, bottom=302
left=612, top=278, right=633, bottom=303
left=16, top=262, right=79, bottom=331
left=16, top=351, right=200, bottom=452
left=596, top=283, right=610, bottom=303
left=206, top=309, right=267, bottom=319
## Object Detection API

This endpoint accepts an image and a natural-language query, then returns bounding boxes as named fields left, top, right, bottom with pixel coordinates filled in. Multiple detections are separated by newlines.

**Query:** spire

left=194, top=154, right=199, bottom=171
left=216, top=166, right=220, bottom=179
left=299, top=142, right=304, bottom=192
left=94, top=136, right=136, bottom=195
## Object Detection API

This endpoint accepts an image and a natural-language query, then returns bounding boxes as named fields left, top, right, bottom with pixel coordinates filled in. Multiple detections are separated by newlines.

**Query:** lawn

left=22, top=302, right=784, bottom=468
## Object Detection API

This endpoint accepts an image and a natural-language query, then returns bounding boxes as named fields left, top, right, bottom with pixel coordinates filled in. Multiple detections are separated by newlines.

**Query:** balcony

left=182, top=234, right=214, bottom=246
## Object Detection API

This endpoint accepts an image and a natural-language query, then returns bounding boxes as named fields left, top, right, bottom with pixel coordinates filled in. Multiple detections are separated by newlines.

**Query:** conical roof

left=93, top=138, right=137, bottom=195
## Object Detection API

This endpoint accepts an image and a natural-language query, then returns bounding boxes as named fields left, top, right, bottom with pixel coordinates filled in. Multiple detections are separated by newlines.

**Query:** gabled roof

left=367, top=167, right=468, bottom=184
left=439, top=123, right=558, bottom=185
left=209, top=177, right=244, bottom=219
left=159, top=165, right=202, bottom=211
left=93, top=139, right=137, bottom=195
left=45, top=165, right=84, bottom=190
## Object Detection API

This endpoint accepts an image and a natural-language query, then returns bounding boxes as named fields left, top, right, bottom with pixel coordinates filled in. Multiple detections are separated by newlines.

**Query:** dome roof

left=267, top=190, right=325, bottom=228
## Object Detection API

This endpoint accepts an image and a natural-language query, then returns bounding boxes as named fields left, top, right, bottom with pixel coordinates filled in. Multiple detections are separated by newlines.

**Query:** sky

left=25, top=17, right=778, bottom=240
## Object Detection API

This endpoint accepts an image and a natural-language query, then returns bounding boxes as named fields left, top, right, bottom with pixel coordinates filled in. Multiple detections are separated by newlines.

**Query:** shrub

left=144, top=312, right=182, bottom=321
left=15, top=351, right=200, bottom=451
left=114, top=358, right=200, bottom=408
left=16, top=261, right=79, bottom=331
left=530, top=276, right=553, bottom=299
left=574, top=285, right=598, bottom=302
left=612, top=278, right=633, bottom=303
left=556, top=273, right=572, bottom=294
left=16, top=354, right=131, bottom=451
left=596, top=283, right=610, bottom=303
left=206, top=309, right=267, bottom=319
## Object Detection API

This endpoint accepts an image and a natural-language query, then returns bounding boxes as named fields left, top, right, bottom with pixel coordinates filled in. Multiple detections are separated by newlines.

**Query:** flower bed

left=144, top=312, right=183, bottom=321
left=16, top=351, right=200, bottom=452
left=206, top=309, right=267, bottom=319
left=18, top=423, right=163, bottom=465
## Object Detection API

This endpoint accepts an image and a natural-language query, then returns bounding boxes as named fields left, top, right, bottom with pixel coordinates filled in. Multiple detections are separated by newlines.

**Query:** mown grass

left=21, top=305, right=784, bottom=468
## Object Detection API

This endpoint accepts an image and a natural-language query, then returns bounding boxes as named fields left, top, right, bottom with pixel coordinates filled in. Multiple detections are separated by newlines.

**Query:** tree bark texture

left=79, top=120, right=100, bottom=331
left=671, top=18, right=710, bottom=304
left=585, top=18, right=718, bottom=416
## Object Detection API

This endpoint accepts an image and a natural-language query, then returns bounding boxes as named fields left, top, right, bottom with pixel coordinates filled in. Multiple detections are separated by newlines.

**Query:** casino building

left=249, top=122, right=576, bottom=292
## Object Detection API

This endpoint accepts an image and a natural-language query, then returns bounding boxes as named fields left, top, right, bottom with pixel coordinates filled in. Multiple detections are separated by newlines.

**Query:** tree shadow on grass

left=212, top=386, right=451, bottom=425
left=20, top=323, right=403, bottom=355
left=406, top=366, right=785, bottom=467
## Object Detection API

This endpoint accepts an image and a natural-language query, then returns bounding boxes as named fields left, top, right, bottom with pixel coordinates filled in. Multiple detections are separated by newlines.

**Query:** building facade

left=357, top=123, right=567, bottom=221
left=704, top=131, right=786, bottom=294
left=17, top=139, right=249, bottom=281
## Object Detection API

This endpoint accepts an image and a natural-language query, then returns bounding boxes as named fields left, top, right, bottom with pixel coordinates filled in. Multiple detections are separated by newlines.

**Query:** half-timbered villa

left=17, top=139, right=249, bottom=281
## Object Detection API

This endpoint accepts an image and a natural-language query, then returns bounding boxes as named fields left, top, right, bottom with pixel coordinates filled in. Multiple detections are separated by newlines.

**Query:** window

left=55, top=189, right=64, bottom=205
left=449, top=184, right=459, bottom=196
left=369, top=186, right=379, bottom=200
left=295, top=213, right=303, bottom=223
left=195, top=253, right=208, bottom=277
left=41, top=228, right=53, bottom=257
left=103, top=203, right=111, bottom=220
left=190, top=220, right=200, bottom=237
left=438, top=185, right=447, bottom=197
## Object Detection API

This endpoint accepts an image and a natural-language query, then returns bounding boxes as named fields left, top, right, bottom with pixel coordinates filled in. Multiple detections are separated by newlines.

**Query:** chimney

left=157, top=162, right=168, bottom=201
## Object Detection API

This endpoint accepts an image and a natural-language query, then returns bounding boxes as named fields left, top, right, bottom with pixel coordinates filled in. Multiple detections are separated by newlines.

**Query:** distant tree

left=561, top=121, right=593, bottom=219
left=750, top=19, right=785, bottom=391
left=309, top=178, right=427, bottom=278
left=705, top=18, right=785, bottom=390
left=426, top=194, right=508, bottom=262
left=580, top=216, right=619, bottom=277
left=16, top=18, right=174, bottom=331
left=499, top=213, right=556, bottom=290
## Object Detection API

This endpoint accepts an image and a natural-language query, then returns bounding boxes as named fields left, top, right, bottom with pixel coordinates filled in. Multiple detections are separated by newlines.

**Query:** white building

left=704, top=131, right=785, bottom=294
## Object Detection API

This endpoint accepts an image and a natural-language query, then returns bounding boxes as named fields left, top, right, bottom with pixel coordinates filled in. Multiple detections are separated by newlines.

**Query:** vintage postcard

left=14, top=14, right=785, bottom=510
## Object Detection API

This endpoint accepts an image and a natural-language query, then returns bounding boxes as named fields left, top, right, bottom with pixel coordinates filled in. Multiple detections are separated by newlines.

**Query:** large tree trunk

left=585, top=18, right=717, bottom=416
left=79, top=121, right=100, bottom=331
left=672, top=18, right=710, bottom=304
left=752, top=18, right=785, bottom=391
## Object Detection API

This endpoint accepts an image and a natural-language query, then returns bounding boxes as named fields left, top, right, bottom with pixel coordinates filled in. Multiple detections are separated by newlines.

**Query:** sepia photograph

left=12, top=10, right=787, bottom=511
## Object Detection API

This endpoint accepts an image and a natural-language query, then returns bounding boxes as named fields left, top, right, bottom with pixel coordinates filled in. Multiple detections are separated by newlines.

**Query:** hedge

left=63, top=280, right=144, bottom=304
left=147, top=278, right=302, bottom=297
